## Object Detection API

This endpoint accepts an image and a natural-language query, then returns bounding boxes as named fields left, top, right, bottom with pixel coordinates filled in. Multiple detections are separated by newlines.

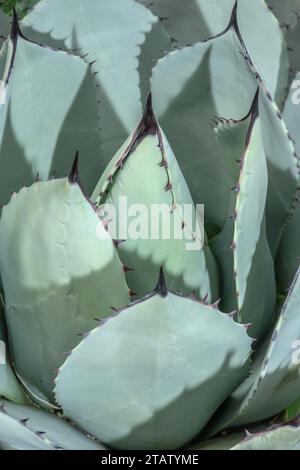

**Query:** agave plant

left=0, top=0, right=300, bottom=451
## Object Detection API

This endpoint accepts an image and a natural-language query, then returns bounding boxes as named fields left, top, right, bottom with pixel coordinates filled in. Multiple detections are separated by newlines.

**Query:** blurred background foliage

left=0, top=0, right=39, bottom=18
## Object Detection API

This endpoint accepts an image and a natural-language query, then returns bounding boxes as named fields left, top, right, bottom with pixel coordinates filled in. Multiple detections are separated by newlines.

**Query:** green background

left=1, top=0, right=39, bottom=17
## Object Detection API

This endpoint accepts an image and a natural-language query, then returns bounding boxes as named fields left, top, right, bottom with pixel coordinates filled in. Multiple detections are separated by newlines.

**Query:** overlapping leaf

left=267, top=0, right=300, bottom=74
left=210, top=94, right=276, bottom=341
left=0, top=296, right=28, bottom=404
left=207, top=264, right=300, bottom=434
left=0, top=173, right=129, bottom=404
left=92, top=96, right=219, bottom=301
left=151, top=0, right=290, bottom=237
left=151, top=28, right=256, bottom=234
left=0, top=9, right=10, bottom=48
left=137, top=0, right=236, bottom=45
left=0, top=15, right=100, bottom=205
left=22, top=0, right=157, bottom=163
left=55, top=274, right=252, bottom=450
left=276, top=74, right=300, bottom=291
left=232, top=421, right=300, bottom=450
left=0, top=399, right=105, bottom=450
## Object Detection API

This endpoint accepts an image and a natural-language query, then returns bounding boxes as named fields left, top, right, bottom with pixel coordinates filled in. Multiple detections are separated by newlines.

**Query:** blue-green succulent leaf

left=140, top=0, right=288, bottom=105
left=0, top=403, right=56, bottom=450
left=0, top=399, right=106, bottom=450
left=232, top=421, right=300, bottom=450
left=284, top=399, right=300, bottom=421
left=233, top=104, right=276, bottom=338
left=207, top=265, right=300, bottom=433
left=0, top=18, right=100, bottom=205
left=190, top=430, right=250, bottom=450
left=55, top=282, right=252, bottom=450
left=92, top=96, right=219, bottom=301
left=0, top=175, right=130, bottom=404
left=151, top=28, right=256, bottom=233
left=236, top=0, right=289, bottom=103
left=22, top=0, right=156, bottom=164
left=258, top=89, right=299, bottom=257
left=137, top=0, right=236, bottom=45
left=0, top=296, right=28, bottom=404
left=266, top=0, right=300, bottom=74
left=276, top=73, right=300, bottom=291
left=211, top=97, right=276, bottom=341
left=0, top=9, right=10, bottom=49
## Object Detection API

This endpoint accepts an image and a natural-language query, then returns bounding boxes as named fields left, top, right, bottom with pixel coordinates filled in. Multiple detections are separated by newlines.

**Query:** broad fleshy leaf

left=0, top=16, right=100, bottom=205
left=140, top=0, right=288, bottom=103
left=284, top=399, right=300, bottom=421
left=232, top=421, right=300, bottom=450
left=0, top=399, right=106, bottom=450
left=276, top=74, right=300, bottom=291
left=0, top=9, right=10, bottom=49
left=236, top=0, right=288, bottom=103
left=138, top=19, right=172, bottom=105
left=207, top=265, right=300, bottom=434
left=137, top=0, right=236, bottom=45
left=266, top=0, right=300, bottom=74
left=55, top=274, right=252, bottom=450
left=258, top=89, right=299, bottom=257
left=0, top=296, right=28, bottom=404
left=0, top=173, right=130, bottom=404
left=210, top=96, right=276, bottom=341
left=190, top=430, right=247, bottom=450
left=22, top=0, right=156, bottom=163
left=151, top=1, right=289, bottom=236
left=92, top=96, right=219, bottom=301
left=0, top=404, right=56, bottom=450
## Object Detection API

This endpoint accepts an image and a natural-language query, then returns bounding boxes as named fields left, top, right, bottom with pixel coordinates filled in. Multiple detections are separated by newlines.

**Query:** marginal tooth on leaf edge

left=155, top=267, right=168, bottom=298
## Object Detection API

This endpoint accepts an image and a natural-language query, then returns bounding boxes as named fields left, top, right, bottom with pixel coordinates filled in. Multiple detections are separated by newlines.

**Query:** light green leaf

left=55, top=276, right=252, bottom=450
left=190, top=431, right=247, bottom=450
left=233, top=106, right=276, bottom=339
left=207, top=264, right=300, bottom=434
left=276, top=73, right=300, bottom=291
left=236, top=0, right=289, bottom=104
left=0, top=296, right=28, bottom=404
left=151, top=27, right=256, bottom=233
left=232, top=422, right=300, bottom=450
left=232, top=104, right=267, bottom=313
left=284, top=399, right=300, bottom=421
left=0, top=175, right=130, bottom=404
left=266, top=0, right=300, bottom=24
left=0, top=9, right=10, bottom=49
left=138, top=19, right=172, bottom=105
left=0, top=18, right=100, bottom=205
left=92, top=96, right=219, bottom=301
left=143, top=0, right=288, bottom=104
left=210, top=99, right=276, bottom=341
left=266, top=0, right=300, bottom=74
left=22, top=0, right=156, bottom=164
left=151, top=0, right=289, bottom=235
left=0, top=404, right=56, bottom=450
left=137, top=0, right=236, bottom=45
left=258, top=89, right=299, bottom=257
left=0, top=399, right=106, bottom=450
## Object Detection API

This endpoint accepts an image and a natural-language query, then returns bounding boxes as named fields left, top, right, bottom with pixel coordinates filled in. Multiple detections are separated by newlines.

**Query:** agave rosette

left=0, top=0, right=299, bottom=450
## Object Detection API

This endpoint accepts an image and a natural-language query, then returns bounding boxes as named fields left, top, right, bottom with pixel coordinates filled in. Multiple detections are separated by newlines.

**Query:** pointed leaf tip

left=145, top=92, right=153, bottom=114
left=11, top=7, right=21, bottom=39
left=68, top=151, right=80, bottom=184
left=155, top=267, right=168, bottom=297
left=140, top=92, right=157, bottom=137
